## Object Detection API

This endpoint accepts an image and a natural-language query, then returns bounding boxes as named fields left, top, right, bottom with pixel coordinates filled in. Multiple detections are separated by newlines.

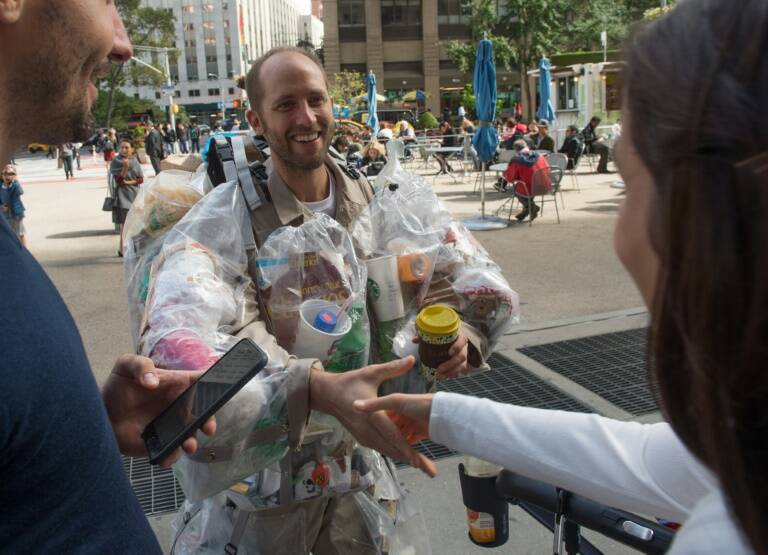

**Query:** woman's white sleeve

left=429, top=392, right=715, bottom=522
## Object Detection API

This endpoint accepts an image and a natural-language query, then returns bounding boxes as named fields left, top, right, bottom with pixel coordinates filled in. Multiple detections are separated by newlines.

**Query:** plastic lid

left=313, top=309, right=338, bottom=333
left=416, top=305, right=460, bottom=336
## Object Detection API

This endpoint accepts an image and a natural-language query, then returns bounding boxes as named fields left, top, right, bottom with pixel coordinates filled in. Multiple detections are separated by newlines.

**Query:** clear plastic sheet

left=256, top=213, right=370, bottom=372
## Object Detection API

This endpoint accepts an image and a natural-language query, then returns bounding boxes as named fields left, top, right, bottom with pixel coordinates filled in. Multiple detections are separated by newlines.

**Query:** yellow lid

left=416, top=305, right=460, bottom=336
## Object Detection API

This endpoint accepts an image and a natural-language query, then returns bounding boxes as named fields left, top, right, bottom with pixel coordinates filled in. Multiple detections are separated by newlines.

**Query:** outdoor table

left=426, top=146, right=464, bottom=178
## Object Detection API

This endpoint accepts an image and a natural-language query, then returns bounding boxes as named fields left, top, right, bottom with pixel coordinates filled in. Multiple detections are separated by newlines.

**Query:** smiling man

left=0, top=2, right=212, bottom=552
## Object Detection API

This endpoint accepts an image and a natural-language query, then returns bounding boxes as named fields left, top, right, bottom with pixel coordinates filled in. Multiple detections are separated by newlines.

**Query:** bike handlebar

left=495, top=471, right=676, bottom=554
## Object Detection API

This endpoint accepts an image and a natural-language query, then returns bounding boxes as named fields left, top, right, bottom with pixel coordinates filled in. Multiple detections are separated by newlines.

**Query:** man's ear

left=0, top=0, right=23, bottom=24
left=245, top=108, right=263, bottom=135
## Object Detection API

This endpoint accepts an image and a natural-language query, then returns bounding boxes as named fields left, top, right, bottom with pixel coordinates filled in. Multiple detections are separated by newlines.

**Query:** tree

left=418, top=111, right=439, bottom=130
left=327, top=70, right=366, bottom=106
left=91, top=89, right=163, bottom=130
left=102, top=0, right=176, bottom=128
left=497, top=0, right=566, bottom=121
left=443, top=0, right=515, bottom=74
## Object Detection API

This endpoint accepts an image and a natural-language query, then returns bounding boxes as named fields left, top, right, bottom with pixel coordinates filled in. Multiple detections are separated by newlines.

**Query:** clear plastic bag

left=350, top=169, right=519, bottom=383
left=123, top=168, right=210, bottom=347
left=256, top=213, right=370, bottom=372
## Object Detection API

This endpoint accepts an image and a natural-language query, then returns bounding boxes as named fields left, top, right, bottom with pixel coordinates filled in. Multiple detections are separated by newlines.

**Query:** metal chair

left=544, top=153, right=569, bottom=208
left=512, top=166, right=563, bottom=226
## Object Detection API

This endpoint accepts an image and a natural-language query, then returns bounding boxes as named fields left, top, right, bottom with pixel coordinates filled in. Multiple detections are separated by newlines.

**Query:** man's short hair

left=245, top=47, right=327, bottom=113
left=513, top=139, right=528, bottom=152
left=567, top=125, right=579, bottom=134
left=590, top=116, right=602, bottom=124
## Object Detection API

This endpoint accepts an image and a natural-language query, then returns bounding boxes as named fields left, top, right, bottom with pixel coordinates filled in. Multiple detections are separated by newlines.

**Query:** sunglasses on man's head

left=3, top=172, right=15, bottom=176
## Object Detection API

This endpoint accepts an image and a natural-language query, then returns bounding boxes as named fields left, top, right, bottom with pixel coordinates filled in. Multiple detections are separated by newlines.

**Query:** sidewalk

left=14, top=148, right=649, bottom=553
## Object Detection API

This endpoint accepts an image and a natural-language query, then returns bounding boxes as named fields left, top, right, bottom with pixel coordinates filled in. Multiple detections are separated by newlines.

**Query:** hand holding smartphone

left=141, top=338, right=268, bottom=465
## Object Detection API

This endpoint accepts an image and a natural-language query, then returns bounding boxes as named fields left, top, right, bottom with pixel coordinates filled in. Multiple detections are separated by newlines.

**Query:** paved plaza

left=13, top=148, right=648, bottom=553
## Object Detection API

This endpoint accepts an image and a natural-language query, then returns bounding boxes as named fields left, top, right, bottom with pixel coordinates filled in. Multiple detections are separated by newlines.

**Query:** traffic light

left=172, top=104, right=179, bottom=114
left=233, top=99, right=240, bottom=109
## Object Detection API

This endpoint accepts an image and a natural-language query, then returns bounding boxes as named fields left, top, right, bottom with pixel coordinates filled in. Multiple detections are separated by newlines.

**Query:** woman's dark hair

left=625, top=1, right=768, bottom=551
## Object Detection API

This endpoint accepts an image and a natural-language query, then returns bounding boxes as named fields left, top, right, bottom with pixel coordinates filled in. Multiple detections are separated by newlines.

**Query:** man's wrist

left=308, top=361, right=330, bottom=413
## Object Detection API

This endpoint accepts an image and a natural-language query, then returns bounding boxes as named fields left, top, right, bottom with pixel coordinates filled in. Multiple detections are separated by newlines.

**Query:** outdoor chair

left=565, top=141, right=585, bottom=192
left=505, top=166, right=563, bottom=227
left=544, top=153, right=569, bottom=208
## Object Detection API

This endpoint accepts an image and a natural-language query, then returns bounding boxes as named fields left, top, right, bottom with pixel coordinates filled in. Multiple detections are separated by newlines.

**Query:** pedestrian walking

left=144, top=121, right=164, bottom=175
left=176, top=123, right=189, bottom=153
left=59, top=142, right=75, bottom=179
left=162, top=123, right=176, bottom=156
left=103, top=128, right=117, bottom=167
left=189, top=122, right=200, bottom=153
left=74, top=142, right=83, bottom=170
left=0, top=164, right=26, bottom=247
left=110, top=140, right=143, bottom=257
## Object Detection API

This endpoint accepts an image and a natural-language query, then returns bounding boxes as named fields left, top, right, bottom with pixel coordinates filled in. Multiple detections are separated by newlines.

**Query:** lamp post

left=131, top=45, right=176, bottom=131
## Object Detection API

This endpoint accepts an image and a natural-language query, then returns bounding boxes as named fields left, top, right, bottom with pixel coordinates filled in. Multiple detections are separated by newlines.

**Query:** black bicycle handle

left=495, top=471, right=676, bottom=554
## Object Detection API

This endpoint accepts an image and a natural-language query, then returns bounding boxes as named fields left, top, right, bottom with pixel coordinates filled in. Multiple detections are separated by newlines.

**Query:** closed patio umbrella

left=536, top=57, right=556, bottom=124
left=366, top=71, right=380, bottom=138
left=464, top=37, right=507, bottom=231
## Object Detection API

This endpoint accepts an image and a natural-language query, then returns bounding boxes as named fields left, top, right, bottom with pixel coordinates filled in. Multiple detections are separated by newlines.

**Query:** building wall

left=324, top=0, right=518, bottom=115
left=129, top=0, right=304, bottom=122
left=299, top=14, right=325, bottom=48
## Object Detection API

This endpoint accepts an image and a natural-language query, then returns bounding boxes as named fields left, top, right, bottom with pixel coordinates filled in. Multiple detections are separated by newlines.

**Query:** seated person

left=331, top=135, right=349, bottom=156
left=361, top=141, right=387, bottom=176
left=434, top=120, right=459, bottom=174
left=503, top=139, right=551, bottom=221
left=396, top=120, right=416, bottom=142
left=559, top=125, right=583, bottom=169
left=531, top=119, right=555, bottom=152
left=461, top=118, right=476, bottom=135
left=376, top=125, right=393, bottom=143
left=582, top=116, right=611, bottom=173
left=500, top=117, right=528, bottom=149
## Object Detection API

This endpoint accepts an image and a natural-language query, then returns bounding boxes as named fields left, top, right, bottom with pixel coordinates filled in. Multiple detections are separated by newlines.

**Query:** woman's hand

left=354, top=393, right=435, bottom=445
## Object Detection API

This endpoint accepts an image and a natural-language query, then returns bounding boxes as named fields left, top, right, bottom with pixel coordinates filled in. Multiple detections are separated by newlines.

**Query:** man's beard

left=7, top=3, right=98, bottom=145
left=262, top=119, right=335, bottom=172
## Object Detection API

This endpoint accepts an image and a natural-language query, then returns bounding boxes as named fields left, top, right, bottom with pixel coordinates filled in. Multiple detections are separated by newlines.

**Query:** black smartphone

left=142, top=338, right=268, bottom=465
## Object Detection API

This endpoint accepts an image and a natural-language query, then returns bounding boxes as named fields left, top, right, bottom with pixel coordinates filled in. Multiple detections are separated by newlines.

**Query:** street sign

left=217, top=101, right=224, bottom=110
left=160, top=84, right=176, bottom=94
left=225, top=101, right=234, bottom=109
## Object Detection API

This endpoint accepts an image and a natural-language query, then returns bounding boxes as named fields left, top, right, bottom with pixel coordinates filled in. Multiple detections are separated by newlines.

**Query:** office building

left=299, top=14, right=325, bottom=48
left=131, top=0, right=306, bottom=122
left=322, top=0, right=518, bottom=114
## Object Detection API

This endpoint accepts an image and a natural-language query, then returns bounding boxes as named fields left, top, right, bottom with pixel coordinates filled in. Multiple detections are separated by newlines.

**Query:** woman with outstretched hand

left=356, top=1, right=768, bottom=553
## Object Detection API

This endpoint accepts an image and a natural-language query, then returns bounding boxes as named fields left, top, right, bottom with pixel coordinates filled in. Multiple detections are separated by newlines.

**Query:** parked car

left=27, top=143, right=49, bottom=153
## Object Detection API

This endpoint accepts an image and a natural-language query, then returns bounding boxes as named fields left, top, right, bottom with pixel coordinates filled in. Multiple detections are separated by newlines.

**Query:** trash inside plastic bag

left=123, top=168, right=210, bottom=346
left=256, top=213, right=370, bottom=372
left=351, top=169, right=519, bottom=385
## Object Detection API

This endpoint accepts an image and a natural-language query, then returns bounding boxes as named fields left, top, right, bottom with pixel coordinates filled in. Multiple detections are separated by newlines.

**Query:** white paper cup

left=293, top=299, right=352, bottom=361
left=366, top=255, right=406, bottom=322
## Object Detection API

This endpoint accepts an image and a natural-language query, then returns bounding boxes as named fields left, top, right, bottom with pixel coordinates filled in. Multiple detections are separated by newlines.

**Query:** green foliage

left=91, top=89, right=161, bottom=129
left=444, top=0, right=515, bottom=74
left=418, top=111, right=440, bottom=130
left=461, top=85, right=476, bottom=118
left=328, top=70, right=366, bottom=106
left=99, top=0, right=176, bottom=127
left=132, top=125, right=146, bottom=149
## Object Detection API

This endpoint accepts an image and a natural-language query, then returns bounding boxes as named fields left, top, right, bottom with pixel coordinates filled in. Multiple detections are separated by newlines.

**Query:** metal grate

left=123, top=455, right=185, bottom=516
left=407, top=353, right=593, bottom=464
left=519, top=328, right=658, bottom=415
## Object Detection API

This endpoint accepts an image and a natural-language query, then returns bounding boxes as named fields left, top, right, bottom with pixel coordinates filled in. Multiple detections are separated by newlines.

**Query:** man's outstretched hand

left=102, top=354, right=216, bottom=468
left=310, top=357, right=438, bottom=478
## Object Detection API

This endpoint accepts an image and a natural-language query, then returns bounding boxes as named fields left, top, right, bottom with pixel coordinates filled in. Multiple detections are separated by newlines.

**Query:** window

left=381, top=0, right=421, bottom=26
left=556, top=76, right=578, bottom=110
left=189, top=89, right=201, bottom=97
left=228, top=88, right=235, bottom=95
left=182, top=5, right=194, bottom=13
left=155, top=92, right=161, bottom=99
left=438, top=0, right=470, bottom=25
left=202, top=3, right=215, bottom=12
left=208, top=88, right=220, bottom=96
left=185, top=39, right=196, bottom=48
left=183, top=23, right=194, bottom=31
left=338, top=0, right=365, bottom=41
left=604, top=73, right=621, bottom=112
